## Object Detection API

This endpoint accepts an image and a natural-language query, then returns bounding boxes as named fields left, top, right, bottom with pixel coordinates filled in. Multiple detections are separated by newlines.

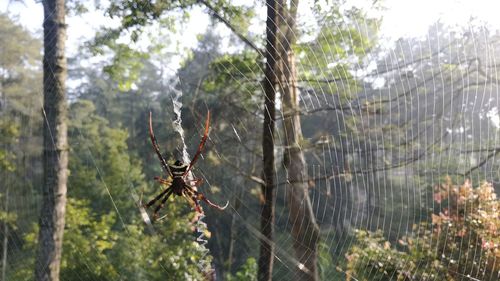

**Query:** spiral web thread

left=168, top=77, right=213, bottom=276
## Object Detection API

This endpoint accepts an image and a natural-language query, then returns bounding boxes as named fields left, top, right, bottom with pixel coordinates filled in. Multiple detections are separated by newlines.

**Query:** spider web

left=2, top=0, right=500, bottom=280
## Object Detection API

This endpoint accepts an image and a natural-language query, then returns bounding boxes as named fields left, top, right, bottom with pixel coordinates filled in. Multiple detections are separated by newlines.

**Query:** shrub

left=346, top=178, right=500, bottom=281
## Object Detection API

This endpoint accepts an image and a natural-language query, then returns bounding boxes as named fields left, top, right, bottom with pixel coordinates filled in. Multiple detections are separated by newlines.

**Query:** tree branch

left=220, top=155, right=265, bottom=185
left=198, top=0, right=264, bottom=57
left=463, top=149, right=500, bottom=177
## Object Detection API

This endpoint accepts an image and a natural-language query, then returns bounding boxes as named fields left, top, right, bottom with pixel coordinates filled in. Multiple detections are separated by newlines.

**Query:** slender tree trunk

left=1, top=79, right=8, bottom=281
left=1, top=188, right=8, bottom=281
left=35, top=0, right=68, bottom=280
left=258, top=0, right=281, bottom=280
left=279, top=1, right=320, bottom=280
left=227, top=211, right=236, bottom=272
left=227, top=191, right=241, bottom=274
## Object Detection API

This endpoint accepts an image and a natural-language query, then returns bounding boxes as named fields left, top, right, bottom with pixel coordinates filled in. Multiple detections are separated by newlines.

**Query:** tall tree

left=35, top=0, right=68, bottom=280
left=259, top=1, right=280, bottom=280
left=278, top=1, right=320, bottom=280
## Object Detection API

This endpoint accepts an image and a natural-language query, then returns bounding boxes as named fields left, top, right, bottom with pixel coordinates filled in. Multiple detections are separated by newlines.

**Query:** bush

left=346, top=178, right=500, bottom=281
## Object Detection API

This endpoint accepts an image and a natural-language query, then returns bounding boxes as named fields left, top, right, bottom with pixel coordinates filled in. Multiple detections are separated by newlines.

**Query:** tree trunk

left=1, top=188, right=8, bottom=281
left=258, top=0, right=281, bottom=280
left=279, top=1, right=320, bottom=280
left=35, top=0, right=68, bottom=280
left=227, top=211, right=236, bottom=273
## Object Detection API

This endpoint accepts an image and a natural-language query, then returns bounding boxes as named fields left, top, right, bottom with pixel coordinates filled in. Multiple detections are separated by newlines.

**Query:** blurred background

left=0, top=0, right=499, bottom=280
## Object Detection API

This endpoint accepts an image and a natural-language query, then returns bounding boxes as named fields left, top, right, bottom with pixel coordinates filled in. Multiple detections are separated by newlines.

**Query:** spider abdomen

left=171, top=177, right=185, bottom=196
left=169, top=160, right=188, bottom=176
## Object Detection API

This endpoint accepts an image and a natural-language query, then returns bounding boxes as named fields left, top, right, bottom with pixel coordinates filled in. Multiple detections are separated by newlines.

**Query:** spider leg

left=154, top=176, right=172, bottom=186
left=183, top=111, right=210, bottom=177
left=182, top=189, right=201, bottom=213
left=193, top=197, right=202, bottom=213
left=184, top=184, right=205, bottom=213
left=145, top=185, right=172, bottom=208
left=194, top=190, right=228, bottom=211
left=152, top=188, right=173, bottom=220
left=186, top=178, right=204, bottom=187
left=149, top=112, right=172, bottom=177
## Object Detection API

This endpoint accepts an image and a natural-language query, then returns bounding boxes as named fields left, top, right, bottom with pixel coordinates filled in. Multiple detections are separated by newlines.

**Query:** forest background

left=0, top=0, right=499, bottom=280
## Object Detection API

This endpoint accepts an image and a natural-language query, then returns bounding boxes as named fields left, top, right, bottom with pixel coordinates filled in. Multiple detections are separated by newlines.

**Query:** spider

left=144, top=110, right=228, bottom=221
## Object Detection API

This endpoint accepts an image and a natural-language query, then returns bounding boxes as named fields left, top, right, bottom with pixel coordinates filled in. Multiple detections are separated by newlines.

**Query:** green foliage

left=346, top=178, right=500, bottom=281
left=0, top=190, right=17, bottom=243
left=0, top=12, right=41, bottom=141
left=318, top=240, right=335, bottom=280
left=207, top=52, right=261, bottom=87
left=0, top=13, right=42, bottom=117
left=12, top=198, right=119, bottom=281
left=226, top=257, right=258, bottom=281
left=0, top=194, right=17, bottom=230
left=102, top=43, right=149, bottom=92
left=61, top=198, right=120, bottom=280
left=68, top=100, right=146, bottom=218
left=0, top=120, right=19, bottom=172
left=13, top=171, right=210, bottom=281
left=296, top=5, right=379, bottom=99
left=106, top=0, right=252, bottom=35
left=107, top=223, right=211, bottom=281
left=0, top=13, right=40, bottom=70
left=345, top=230, right=414, bottom=281
left=107, top=0, right=196, bottom=30
left=204, top=51, right=261, bottom=102
left=94, top=0, right=256, bottom=92
left=0, top=17, right=41, bottom=277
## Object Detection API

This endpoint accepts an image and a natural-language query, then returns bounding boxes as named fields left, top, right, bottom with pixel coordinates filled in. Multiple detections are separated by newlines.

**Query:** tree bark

left=1, top=188, right=8, bottom=281
left=258, top=0, right=280, bottom=280
left=279, top=1, right=320, bottom=280
left=35, top=0, right=68, bottom=280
